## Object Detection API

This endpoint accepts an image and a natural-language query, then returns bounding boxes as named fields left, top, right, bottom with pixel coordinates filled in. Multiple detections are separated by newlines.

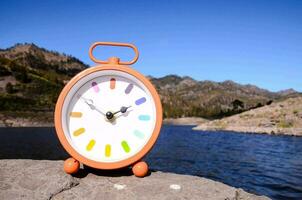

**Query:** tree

left=255, top=102, right=263, bottom=108
left=266, top=100, right=273, bottom=105
left=5, top=82, right=14, bottom=94
left=231, top=99, right=244, bottom=110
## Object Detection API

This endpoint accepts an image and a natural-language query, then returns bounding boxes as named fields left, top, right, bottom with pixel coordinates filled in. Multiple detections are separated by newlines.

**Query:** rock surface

left=0, top=160, right=270, bottom=200
left=194, top=97, right=302, bottom=136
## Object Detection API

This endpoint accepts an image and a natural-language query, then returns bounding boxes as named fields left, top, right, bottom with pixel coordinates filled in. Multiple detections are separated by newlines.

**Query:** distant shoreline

left=0, top=112, right=53, bottom=127
left=1, top=116, right=301, bottom=137
left=0, top=116, right=204, bottom=127
left=1, top=110, right=301, bottom=136
left=163, top=117, right=208, bottom=126
left=193, top=125, right=302, bottom=137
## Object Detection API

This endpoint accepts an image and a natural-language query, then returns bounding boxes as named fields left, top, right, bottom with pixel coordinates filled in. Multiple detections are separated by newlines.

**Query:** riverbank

left=193, top=97, right=302, bottom=136
left=0, top=159, right=270, bottom=200
left=0, top=112, right=53, bottom=127
left=0, top=115, right=207, bottom=127
left=163, top=117, right=208, bottom=126
left=0, top=113, right=207, bottom=127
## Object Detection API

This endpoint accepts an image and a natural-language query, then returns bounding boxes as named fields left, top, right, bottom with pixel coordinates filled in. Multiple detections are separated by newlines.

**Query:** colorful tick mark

left=105, top=144, right=111, bottom=157
left=86, top=139, right=96, bottom=151
left=133, top=130, right=145, bottom=139
left=110, top=78, right=116, bottom=89
left=135, top=97, right=146, bottom=105
left=70, top=112, right=82, bottom=118
left=125, top=83, right=133, bottom=94
left=92, top=82, right=99, bottom=93
left=121, top=140, right=130, bottom=153
left=73, top=128, right=85, bottom=136
left=138, top=115, right=150, bottom=121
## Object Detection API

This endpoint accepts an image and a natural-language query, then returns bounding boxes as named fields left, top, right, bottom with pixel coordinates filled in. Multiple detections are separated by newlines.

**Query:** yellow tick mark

left=105, top=144, right=111, bottom=157
left=86, top=139, right=96, bottom=151
left=70, top=112, right=82, bottom=118
left=73, top=128, right=85, bottom=136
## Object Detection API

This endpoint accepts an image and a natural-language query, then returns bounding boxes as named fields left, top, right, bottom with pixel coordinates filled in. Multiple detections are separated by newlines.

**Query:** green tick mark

left=121, top=140, right=130, bottom=153
left=134, top=130, right=144, bottom=139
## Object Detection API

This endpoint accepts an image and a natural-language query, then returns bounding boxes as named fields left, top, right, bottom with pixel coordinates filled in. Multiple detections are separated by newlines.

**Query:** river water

left=0, top=125, right=302, bottom=199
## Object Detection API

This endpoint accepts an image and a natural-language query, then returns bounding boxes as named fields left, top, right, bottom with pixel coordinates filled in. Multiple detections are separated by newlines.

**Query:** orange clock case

left=54, top=42, right=163, bottom=170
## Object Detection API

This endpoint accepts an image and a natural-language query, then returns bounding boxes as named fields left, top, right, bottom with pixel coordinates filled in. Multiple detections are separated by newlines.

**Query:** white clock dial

left=61, top=70, right=156, bottom=162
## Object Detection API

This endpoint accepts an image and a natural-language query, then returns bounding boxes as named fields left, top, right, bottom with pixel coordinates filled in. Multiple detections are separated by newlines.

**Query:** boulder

left=0, top=160, right=270, bottom=200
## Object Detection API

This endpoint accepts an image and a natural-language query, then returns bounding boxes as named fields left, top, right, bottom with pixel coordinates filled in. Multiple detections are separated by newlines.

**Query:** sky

left=0, top=0, right=301, bottom=92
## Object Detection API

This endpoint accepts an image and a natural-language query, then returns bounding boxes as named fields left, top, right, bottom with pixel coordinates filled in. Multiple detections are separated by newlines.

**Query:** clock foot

left=132, top=161, right=148, bottom=177
left=64, top=158, right=80, bottom=174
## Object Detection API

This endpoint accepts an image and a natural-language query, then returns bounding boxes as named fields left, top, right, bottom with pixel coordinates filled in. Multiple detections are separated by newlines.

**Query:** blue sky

left=0, top=0, right=301, bottom=92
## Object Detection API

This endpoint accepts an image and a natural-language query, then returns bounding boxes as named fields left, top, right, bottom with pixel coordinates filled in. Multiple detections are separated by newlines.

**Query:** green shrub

left=277, top=120, right=293, bottom=128
left=0, top=94, right=35, bottom=111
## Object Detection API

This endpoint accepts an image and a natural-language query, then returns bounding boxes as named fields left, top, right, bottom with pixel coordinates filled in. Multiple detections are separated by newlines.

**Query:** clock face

left=61, top=70, right=157, bottom=163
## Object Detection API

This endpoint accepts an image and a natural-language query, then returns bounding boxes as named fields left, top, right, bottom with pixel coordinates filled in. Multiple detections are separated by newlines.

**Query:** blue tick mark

left=138, top=115, right=150, bottom=121
left=135, top=97, right=146, bottom=105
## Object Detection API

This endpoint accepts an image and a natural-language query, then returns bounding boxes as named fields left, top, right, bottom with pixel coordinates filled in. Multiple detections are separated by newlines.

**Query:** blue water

left=146, top=126, right=302, bottom=200
left=1, top=125, right=302, bottom=199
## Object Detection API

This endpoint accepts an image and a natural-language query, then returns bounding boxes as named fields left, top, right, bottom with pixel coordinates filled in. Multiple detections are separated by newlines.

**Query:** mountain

left=277, top=88, right=298, bottom=96
left=193, top=96, right=302, bottom=136
left=0, top=43, right=88, bottom=115
left=0, top=43, right=300, bottom=126
left=0, top=43, right=87, bottom=75
left=149, top=75, right=300, bottom=119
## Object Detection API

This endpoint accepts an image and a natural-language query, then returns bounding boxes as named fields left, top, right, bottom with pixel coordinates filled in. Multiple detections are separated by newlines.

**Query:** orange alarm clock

left=54, top=42, right=162, bottom=177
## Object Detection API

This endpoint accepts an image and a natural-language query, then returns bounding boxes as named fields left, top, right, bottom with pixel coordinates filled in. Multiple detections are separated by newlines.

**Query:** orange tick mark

left=70, top=112, right=82, bottom=118
left=110, top=78, right=116, bottom=89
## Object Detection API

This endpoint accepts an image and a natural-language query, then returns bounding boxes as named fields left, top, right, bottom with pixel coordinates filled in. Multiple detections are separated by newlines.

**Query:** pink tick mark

left=92, top=82, right=99, bottom=93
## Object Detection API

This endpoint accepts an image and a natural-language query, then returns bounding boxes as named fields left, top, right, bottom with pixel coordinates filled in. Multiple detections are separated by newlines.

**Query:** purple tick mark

left=125, top=83, right=133, bottom=94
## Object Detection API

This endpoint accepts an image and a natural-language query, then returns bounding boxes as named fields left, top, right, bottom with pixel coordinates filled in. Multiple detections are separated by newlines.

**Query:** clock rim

left=54, top=64, right=163, bottom=169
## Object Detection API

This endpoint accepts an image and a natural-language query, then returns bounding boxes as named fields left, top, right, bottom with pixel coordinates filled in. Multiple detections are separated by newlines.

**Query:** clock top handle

left=89, top=42, right=139, bottom=65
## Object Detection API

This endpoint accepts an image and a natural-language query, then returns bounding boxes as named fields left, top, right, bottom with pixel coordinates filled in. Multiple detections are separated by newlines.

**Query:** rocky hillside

left=0, top=43, right=87, bottom=75
left=0, top=43, right=87, bottom=113
left=194, top=97, right=302, bottom=136
left=150, top=75, right=300, bottom=119
left=0, top=43, right=300, bottom=126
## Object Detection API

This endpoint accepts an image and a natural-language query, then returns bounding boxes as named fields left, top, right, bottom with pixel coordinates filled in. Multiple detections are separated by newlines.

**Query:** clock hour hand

left=113, top=106, right=132, bottom=115
left=105, top=106, right=132, bottom=120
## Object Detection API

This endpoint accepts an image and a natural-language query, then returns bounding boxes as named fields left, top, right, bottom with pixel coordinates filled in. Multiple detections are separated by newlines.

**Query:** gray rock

left=0, top=160, right=270, bottom=200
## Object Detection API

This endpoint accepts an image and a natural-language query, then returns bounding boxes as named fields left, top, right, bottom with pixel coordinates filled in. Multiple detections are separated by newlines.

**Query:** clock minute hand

left=79, top=96, right=106, bottom=116
left=93, top=105, right=106, bottom=116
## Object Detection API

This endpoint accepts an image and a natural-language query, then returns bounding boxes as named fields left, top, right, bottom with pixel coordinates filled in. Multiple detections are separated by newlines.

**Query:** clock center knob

left=106, top=111, right=114, bottom=120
